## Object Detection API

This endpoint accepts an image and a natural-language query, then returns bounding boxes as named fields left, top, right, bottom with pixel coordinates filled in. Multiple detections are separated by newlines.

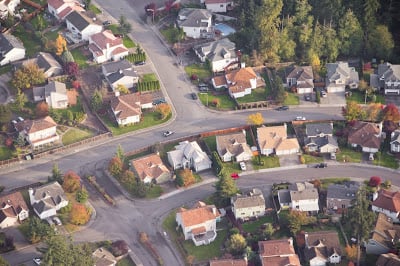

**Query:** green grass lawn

left=198, top=92, right=236, bottom=110
left=283, top=92, right=299, bottom=105
left=145, top=185, right=163, bottom=199
left=346, top=90, right=385, bottom=104
left=236, top=88, right=267, bottom=103
left=184, top=64, right=212, bottom=81
left=123, top=37, right=136, bottom=48
left=13, top=25, right=41, bottom=57
left=302, top=154, right=324, bottom=164
left=89, top=4, right=102, bottom=14
left=252, top=156, right=280, bottom=170
left=242, top=215, right=274, bottom=233
left=62, top=128, right=93, bottom=145
left=182, top=230, right=227, bottom=260
left=141, top=73, right=158, bottom=82
left=203, top=136, right=216, bottom=152
left=116, top=256, right=136, bottom=266
left=44, top=28, right=61, bottom=41
left=336, top=147, right=362, bottom=163
left=0, top=147, right=13, bottom=160
left=374, top=153, right=399, bottom=169
left=0, top=65, right=11, bottom=75
left=70, top=49, right=89, bottom=68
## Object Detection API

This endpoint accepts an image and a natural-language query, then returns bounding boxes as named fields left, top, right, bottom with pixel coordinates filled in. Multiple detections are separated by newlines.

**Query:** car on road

left=152, top=99, right=166, bottom=105
left=52, top=216, right=62, bottom=225
left=135, top=61, right=146, bottom=66
left=295, top=116, right=306, bottom=121
left=163, top=131, right=174, bottom=137
left=239, top=162, right=246, bottom=171
left=190, top=93, right=198, bottom=100
left=276, top=106, right=289, bottom=111
left=321, top=91, right=327, bottom=97
left=315, top=163, right=328, bottom=168
left=102, top=20, right=111, bottom=26
left=231, top=173, right=239, bottom=179
left=33, top=258, right=42, bottom=265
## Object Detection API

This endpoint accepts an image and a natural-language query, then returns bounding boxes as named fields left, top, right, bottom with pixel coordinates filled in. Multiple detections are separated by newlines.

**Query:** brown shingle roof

left=372, top=189, right=400, bottom=213
left=226, top=67, right=257, bottom=93
left=232, top=192, right=265, bottom=209
left=261, top=255, right=301, bottom=266
left=213, top=75, right=227, bottom=87
left=305, top=231, right=342, bottom=257
left=371, top=213, right=400, bottom=248
left=178, top=201, right=220, bottom=227
left=258, top=239, right=296, bottom=257
left=348, top=121, right=382, bottom=149
left=209, top=258, right=247, bottom=266
left=91, top=30, right=123, bottom=50
left=130, top=154, right=169, bottom=182
left=216, top=132, right=251, bottom=157
left=257, top=125, right=300, bottom=152
left=110, top=93, right=142, bottom=119
left=376, top=253, right=400, bottom=266
left=15, top=116, right=57, bottom=134
left=0, top=191, right=28, bottom=217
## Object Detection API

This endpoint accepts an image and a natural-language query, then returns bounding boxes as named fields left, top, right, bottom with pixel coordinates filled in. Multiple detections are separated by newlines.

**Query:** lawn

left=145, top=185, right=163, bottom=199
left=374, top=152, right=399, bottom=169
left=242, top=215, right=274, bottom=233
left=13, top=25, right=41, bottom=57
left=62, top=128, right=94, bottom=145
left=184, top=64, right=212, bottom=81
left=89, top=4, right=102, bottom=14
left=70, top=49, right=89, bottom=68
left=0, top=65, right=11, bottom=75
left=107, top=25, right=136, bottom=48
left=0, top=147, right=13, bottom=160
left=252, top=156, right=280, bottom=170
left=336, top=147, right=362, bottom=163
left=141, top=73, right=158, bottom=82
left=203, top=136, right=216, bottom=152
left=302, top=154, right=324, bottom=164
left=283, top=92, right=299, bottom=105
left=116, top=256, right=136, bottom=266
left=346, top=90, right=385, bottom=104
left=182, top=230, right=227, bottom=260
left=236, top=88, right=267, bottom=103
left=44, top=28, right=61, bottom=41
left=198, top=92, right=236, bottom=110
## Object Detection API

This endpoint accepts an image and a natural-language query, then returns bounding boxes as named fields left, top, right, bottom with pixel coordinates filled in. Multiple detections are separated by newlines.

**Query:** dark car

left=135, top=61, right=146, bottom=66
left=152, top=99, right=166, bottom=105
left=276, top=106, right=289, bottom=111
left=102, top=20, right=111, bottom=26
left=191, top=93, right=198, bottom=100
left=315, top=163, right=328, bottom=168
left=114, top=33, right=124, bottom=38
left=304, top=95, right=311, bottom=101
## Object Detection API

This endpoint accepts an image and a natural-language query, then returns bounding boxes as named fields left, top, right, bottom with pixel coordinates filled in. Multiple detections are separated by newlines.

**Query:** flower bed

left=86, top=176, right=115, bottom=205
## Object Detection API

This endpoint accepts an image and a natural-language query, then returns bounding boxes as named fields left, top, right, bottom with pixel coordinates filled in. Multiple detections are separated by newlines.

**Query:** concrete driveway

left=3, top=227, right=30, bottom=250
left=279, top=154, right=300, bottom=167
left=320, top=91, right=346, bottom=106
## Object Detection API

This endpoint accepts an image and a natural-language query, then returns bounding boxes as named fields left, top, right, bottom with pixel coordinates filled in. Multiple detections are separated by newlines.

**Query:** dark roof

left=305, top=231, right=342, bottom=261
left=102, top=60, right=132, bottom=76
left=372, top=189, right=400, bottom=213
left=278, top=190, right=291, bottom=204
left=65, top=11, right=91, bottom=31
left=327, top=183, right=359, bottom=200
left=177, top=8, right=212, bottom=28
left=390, top=130, right=400, bottom=144
left=306, top=123, right=333, bottom=137
left=0, top=33, right=24, bottom=55
left=348, top=121, right=382, bottom=149
left=305, top=135, right=338, bottom=148
left=376, top=253, right=400, bottom=266
left=107, top=69, right=138, bottom=85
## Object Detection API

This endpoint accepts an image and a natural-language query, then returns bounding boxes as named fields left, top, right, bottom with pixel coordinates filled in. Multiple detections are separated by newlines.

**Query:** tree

left=345, top=244, right=358, bottom=262
left=121, top=170, right=135, bottom=184
left=11, top=63, right=46, bottom=90
left=322, top=25, right=339, bottom=62
left=343, top=101, right=365, bottom=121
left=36, top=101, right=49, bottom=117
left=118, top=15, right=132, bottom=35
left=274, top=76, right=286, bottom=103
left=90, top=90, right=103, bottom=111
left=72, top=80, right=80, bottom=89
left=65, top=62, right=79, bottom=77
left=368, top=25, right=394, bottom=60
left=49, top=163, right=63, bottom=184
left=369, top=176, right=381, bottom=187
left=70, top=203, right=90, bottom=225
left=366, top=103, right=382, bottom=121
left=116, top=144, right=125, bottom=161
left=62, top=171, right=81, bottom=193
left=15, top=89, right=27, bottom=110
left=155, top=103, right=171, bottom=120
left=176, top=169, right=195, bottom=187
left=55, top=34, right=67, bottom=56
left=27, top=216, right=54, bottom=243
left=115, top=84, right=130, bottom=94
left=263, top=223, right=275, bottom=239
left=111, top=240, right=129, bottom=256
left=211, top=98, right=220, bottom=107
left=287, top=210, right=317, bottom=235
left=338, top=9, right=363, bottom=57
left=108, top=156, right=123, bottom=178
left=227, top=233, right=247, bottom=255
left=357, top=79, right=368, bottom=92
left=61, top=50, right=75, bottom=64
left=215, top=175, right=239, bottom=206
left=0, top=104, right=12, bottom=125
left=247, top=112, right=264, bottom=126
left=76, top=187, right=89, bottom=203
left=382, top=104, right=400, bottom=123
left=0, top=255, right=10, bottom=266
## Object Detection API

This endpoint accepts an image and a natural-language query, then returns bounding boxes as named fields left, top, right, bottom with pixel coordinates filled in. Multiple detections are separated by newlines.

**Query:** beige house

left=231, top=188, right=265, bottom=221
left=47, top=0, right=85, bottom=21
left=326, top=61, right=359, bottom=92
left=109, top=93, right=153, bottom=126
left=15, top=116, right=59, bottom=148
left=33, top=81, right=69, bottom=109
left=216, top=131, right=252, bottom=162
left=167, top=141, right=212, bottom=172
left=130, top=154, right=171, bottom=184
left=0, top=191, right=29, bottom=229
left=257, top=124, right=300, bottom=156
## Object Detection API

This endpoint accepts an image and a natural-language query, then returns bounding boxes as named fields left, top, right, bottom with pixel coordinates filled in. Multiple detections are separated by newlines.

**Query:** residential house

left=92, top=247, right=117, bottom=266
left=193, top=38, right=238, bottom=73
left=202, top=0, right=233, bottom=13
left=33, top=81, right=69, bottom=109
left=326, top=182, right=359, bottom=211
left=130, top=154, right=171, bottom=184
left=167, top=140, right=212, bottom=172
left=47, top=0, right=85, bottom=21
left=176, top=201, right=221, bottom=246
left=0, top=0, right=20, bottom=19
left=257, top=124, right=300, bottom=156
left=285, top=65, right=314, bottom=94
left=212, top=67, right=264, bottom=99
left=15, top=116, right=59, bottom=148
left=29, top=182, right=69, bottom=219
left=0, top=191, right=29, bottom=229
left=102, top=59, right=133, bottom=77
left=370, top=62, right=400, bottom=95
left=22, top=52, right=63, bottom=78
left=365, top=213, right=400, bottom=255
left=89, top=30, right=129, bottom=63
left=258, top=238, right=301, bottom=266
left=278, top=182, right=319, bottom=213
left=110, top=93, right=154, bottom=126
left=348, top=121, right=383, bottom=160
left=390, top=129, right=400, bottom=153
left=304, top=123, right=338, bottom=157
left=65, top=11, right=102, bottom=43
left=371, top=189, right=400, bottom=223
left=102, top=59, right=139, bottom=90
left=376, top=253, right=400, bottom=266
left=216, top=131, right=252, bottom=162
left=231, top=188, right=265, bottom=221
left=325, top=62, right=359, bottom=93
left=209, top=258, right=247, bottom=266
left=0, top=33, right=25, bottom=66
left=176, top=8, right=213, bottom=39
left=304, top=231, right=342, bottom=266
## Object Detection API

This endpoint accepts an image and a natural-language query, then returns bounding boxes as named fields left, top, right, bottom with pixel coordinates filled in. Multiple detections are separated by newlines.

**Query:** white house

left=89, top=30, right=129, bottom=63
left=176, top=201, right=221, bottom=246
left=33, top=81, right=69, bottom=109
left=193, top=38, right=238, bottom=73
left=285, top=65, right=314, bottom=94
left=326, top=61, right=359, bottom=92
left=0, top=33, right=25, bottom=66
left=109, top=93, right=143, bottom=126
left=29, top=182, right=69, bottom=219
left=304, top=231, right=342, bottom=266
left=176, top=8, right=213, bottom=39
left=102, top=60, right=139, bottom=91
left=0, top=191, right=29, bottom=229
left=257, top=124, right=300, bottom=156
left=371, top=189, right=400, bottom=223
left=15, top=116, right=59, bottom=148
left=47, top=0, right=85, bottom=21
left=371, top=62, right=400, bottom=95
left=202, top=0, right=233, bottom=13
left=365, top=213, right=400, bottom=255
left=216, top=131, right=253, bottom=162
left=167, top=141, right=212, bottom=172
left=0, top=0, right=20, bottom=19
left=390, top=129, right=400, bottom=153
left=231, top=189, right=265, bottom=221
left=289, top=182, right=319, bottom=213
left=65, top=11, right=102, bottom=42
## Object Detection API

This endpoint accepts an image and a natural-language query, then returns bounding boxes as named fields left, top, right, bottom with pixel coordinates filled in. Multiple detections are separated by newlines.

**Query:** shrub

left=70, top=203, right=90, bottom=225
left=111, top=240, right=129, bottom=256
left=299, top=155, right=305, bottom=164
left=62, top=171, right=81, bottom=193
left=369, top=176, right=381, bottom=187
left=76, top=187, right=89, bottom=203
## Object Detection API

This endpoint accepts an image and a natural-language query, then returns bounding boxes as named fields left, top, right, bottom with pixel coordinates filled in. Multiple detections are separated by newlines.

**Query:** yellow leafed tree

left=247, top=112, right=264, bottom=126
left=345, top=245, right=358, bottom=262
left=56, top=33, right=67, bottom=56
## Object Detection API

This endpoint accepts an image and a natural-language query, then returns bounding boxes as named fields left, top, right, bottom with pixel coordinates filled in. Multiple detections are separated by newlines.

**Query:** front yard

left=184, top=64, right=212, bottom=82
left=302, top=154, right=324, bottom=164
left=374, top=152, right=399, bottom=169
left=346, top=90, right=385, bottom=104
left=283, top=92, right=300, bottom=105
left=251, top=156, right=280, bottom=170
left=236, top=88, right=267, bottom=103
left=198, top=92, right=236, bottom=110
left=61, top=128, right=94, bottom=145
left=336, top=148, right=362, bottom=163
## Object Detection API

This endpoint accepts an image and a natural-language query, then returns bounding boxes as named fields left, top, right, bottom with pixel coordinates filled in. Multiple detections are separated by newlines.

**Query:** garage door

left=327, top=86, right=345, bottom=93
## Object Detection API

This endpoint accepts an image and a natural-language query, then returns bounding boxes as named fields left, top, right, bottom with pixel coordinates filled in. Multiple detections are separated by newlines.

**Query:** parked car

left=33, top=258, right=42, bottom=265
left=321, top=91, right=327, bottom=97
left=304, top=95, right=311, bottom=101
left=239, top=162, right=246, bottom=171
left=114, top=33, right=124, bottom=38
left=152, top=99, right=166, bottom=105
left=135, top=61, right=146, bottom=66
left=190, top=93, right=198, bottom=100
left=163, top=131, right=174, bottom=137
left=231, top=173, right=240, bottom=179
left=102, top=20, right=111, bottom=26
left=295, top=116, right=306, bottom=121
left=315, top=163, right=328, bottom=168
left=52, top=216, right=62, bottom=225
left=276, top=106, right=289, bottom=111
left=17, top=116, right=24, bottom=122
left=199, top=86, right=209, bottom=92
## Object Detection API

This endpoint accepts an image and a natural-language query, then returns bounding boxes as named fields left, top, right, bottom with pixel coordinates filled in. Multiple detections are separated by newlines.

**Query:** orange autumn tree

left=70, top=203, right=90, bottom=225
left=345, top=245, right=358, bottom=262
left=62, top=171, right=81, bottom=193
left=36, top=101, right=49, bottom=117
left=176, top=168, right=195, bottom=187
left=56, top=33, right=67, bottom=56
left=156, top=103, right=171, bottom=120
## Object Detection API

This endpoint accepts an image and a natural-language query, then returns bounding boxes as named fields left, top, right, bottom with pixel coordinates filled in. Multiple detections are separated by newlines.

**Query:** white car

left=163, top=131, right=174, bottom=137
left=33, top=258, right=42, bottom=265
left=239, top=162, right=246, bottom=171
left=295, top=116, right=306, bottom=121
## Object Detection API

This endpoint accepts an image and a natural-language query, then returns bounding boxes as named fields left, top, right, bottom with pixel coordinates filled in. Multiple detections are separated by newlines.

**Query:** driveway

left=3, top=227, right=30, bottom=250
left=0, top=73, right=11, bottom=104
left=320, top=91, right=346, bottom=106
left=279, top=154, right=300, bottom=167
left=385, top=95, right=400, bottom=107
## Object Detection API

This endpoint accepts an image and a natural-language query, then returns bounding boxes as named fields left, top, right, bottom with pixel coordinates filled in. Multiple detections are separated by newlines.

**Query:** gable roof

left=110, top=93, right=142, bottom=119
left=257, top=125, right=300, bottom=152
left=376, top=253, right=400, bottom=266
left=305, top=135, right=338, bottom=148
left=65, top=11, right=91, bottom=31
left=30, top=181, right=67, bottom=215
left=193, top=38, right=237, bottom=63
left=261, top=255, right=300, bottom=266
left=131, top=154, right=169, bottom=182
left=370, top=213, right=400, bottom=250
left=378, top=62, right=400, bottom=82
left=305, top=231, right=342, bottom=258
left=232, top=189, right=265, bottom=209
left=327, top=183, right=359, bottom=200
left=47, top=0, right=65, bottom=9
left=90, top=30, right=124, bottom=50
left=286, top=65, right=314, bottom=88
left=226, top=67, right=257, bottom=93
left=209, top=258, right=247, bottom=266
left=177, top=201, right=220, bottom=228
left=372, top=189, right=400, bottom=213
left=390, top=130, right=400, bottom=144
left=290, top=188, right=318, bottom=201
left=0, top=191, right=28, bottom=221
left=306, top=123, right=333, bottom=136
left=15, top=116, right=57, bottom=134
left=348, top=121, right=382, bottom=149
left=216, top=132, right=252, bottom=157
left=177, top=8, right=212, bottom=28
left=0, top=33, right=24, bottom=55
left=169, top=140, right=211, bottom=165
left=107, top=69, right=138, bottom=85
left=102, top=59, right=132, bottom=75
left=92, top=247, right=116, bottom=266
left=258, top=239, right=296, bottom=257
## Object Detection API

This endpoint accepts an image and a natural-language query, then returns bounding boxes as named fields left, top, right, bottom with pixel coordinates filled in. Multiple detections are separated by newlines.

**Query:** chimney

left=372, top=191, right=379, bottom=201
left=288, top=237, right=293, bottom=246
left=236, top=50, right=242, bottom=69
left=114, top=90, right=120, bottom=97
left=212, top=207, right=217, bottom=215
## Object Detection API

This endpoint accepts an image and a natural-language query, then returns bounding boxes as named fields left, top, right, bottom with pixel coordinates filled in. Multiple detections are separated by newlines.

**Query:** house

left=0, top=33, right=25, bottom=66
left=216, top=131, right=252, bottom=162
left=15, top=116, right=59, bottom=148
left=231, top=188, right=265, bottom=221
left=304, top=231, right=342, bottom=266
left=102, top=59, right=138, bottom=91
left=167, top=140, right=212, bottom=172
left=176, top=201, right=221, bottom=246
left=0, top=0, right=20, bottom=19
left=0, top=191, right=29, bottom=229
left=365, top=213, right=400, bottom=255
left=278, top=182, right=319, bottom=213
left=202, top=0, right=233, bottom=13
left=348, top=121, right=383, bottom=160
left=47, top=0, right=85, bottom=21
left=326, top=182, right=359, bottom=211
left=209, top=258, right=247, bottom=266
left=65, top=11, right=102, bottom=43
left=89, top=30, right=129, bottom=63
left=212, top=67, right=263, bottom=99
left=33, top=81, right=69, bottom=109
left=390, top=129, right=400, bottom=153
left=29, top=182, right=69, bottom=219
left=176, top=8, right=213, bottom=39
left=130, top=154, right=171, bottom=184
left=304, top=123, right=338, bottom=156
left=110, top=93, right=154, bottom=126
left=92, top=247, right=117, bottom=266
left=325, top=61, right=359, bottom=92
left=376, top=253, right=400, bottom=266
left=102, top=59, right=133, bottom=77
left=370, top=62, right=400, bottom=95
left=371, top=189, right=400, bottom=223
left=285, top=65, right=314, bottom=94
left=257, top=124, right=300, bottom=156
left=258, top=238, right=301, bottom=266
left=22, top=52, right=63, bottom=78
left=193, top=38, right=238, bottom=73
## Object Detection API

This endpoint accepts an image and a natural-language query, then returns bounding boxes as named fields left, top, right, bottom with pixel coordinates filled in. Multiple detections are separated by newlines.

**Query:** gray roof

left=290, top=189, right=318, bottom=201
left=0, top=33, right=24, bottom=56
left=36, top=52, right=62, bottom=73
left=305, top=135, right=338, bottom=148
left=65, top=11, right=91, bottom=31
left=327, top=183, right=359, bottom=200
left=326, top=61, right=359, bottom=86
left=177, top=8, right=212, bottom=28
left=33, top=81, right=66, bottom=99
left=193, top=38, right=236, bottom=63
left=278, top=190, right=291, bottom=204
left=102, top=59, right=132, bottom=76
left=107, top=69, right=138, bottom=84
left=378, top=62, right=400, bottom=82
left=31, top=181, right=66, bottom=202
left=216, top=132, right=252, bottom=157
left=232, top=189, right=265, bottom=209
left=286, top=66, right=314, bottom=87
left=288, top=182, right=314, bottom=191
left=391, top=130, right=400, bottom=144
left=306, top=123, right=333, bottom=137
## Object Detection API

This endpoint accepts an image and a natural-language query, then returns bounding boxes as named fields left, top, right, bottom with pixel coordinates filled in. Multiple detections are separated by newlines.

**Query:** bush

left=369, top=176, right=381, bottom=187
left=111, top=240, right=129, bottom=256
left=76, top=187, right=89, bottom=203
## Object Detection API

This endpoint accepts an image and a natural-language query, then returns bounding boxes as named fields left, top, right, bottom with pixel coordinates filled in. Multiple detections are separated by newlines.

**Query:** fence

left=200, top=126, right=249, bottom=138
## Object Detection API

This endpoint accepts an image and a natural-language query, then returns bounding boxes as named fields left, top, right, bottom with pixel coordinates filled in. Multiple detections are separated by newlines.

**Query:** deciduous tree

left=227, top=233, right=247, bottom=255
left=108, top=156, right=123, bottom=178
left=90, top=90, right=103, bottom=111
left=343, top=101, right=365, bottom=121
left=36, top=101, right=49, bottom=117
left=345, top=245, right=358, bottom=262
left=176, top=169, right=195, bottom=187
left=116, top=84, right=130, bottom=94
left=75, top=187, right=89, bottom=203
left=11, top=63, right=46, bottom=90
left=247, top=112, right=264, bottom=126
left=366, top=103, right=382, bottom=121
left=61, top=50, right=74, bottom=64
left=287, top=210, right=317, bottom=235
left=55, top=34, right=67, bottom=56
left=111, top=240, right=129, bottom=256
left=156, top=103, right=171, bottom=120
left=62, top=171, right=81, bottom=193
left=0, top=104, right=12, bottom=125
left=215, top=174, right=239, bottom=206
left=49, top=163, right=63, bottom=184
left=70, top=203, right=90, bottom=225
left=15, top=89, right=27, bottom=109
left=382, top=104, right=400, bottom=123
left=65, top=62, right=79, bottom=77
